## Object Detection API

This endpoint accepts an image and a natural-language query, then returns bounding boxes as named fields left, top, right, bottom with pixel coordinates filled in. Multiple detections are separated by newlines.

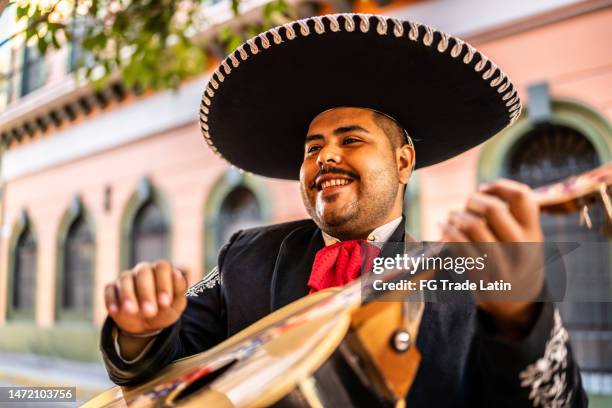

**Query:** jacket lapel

left=378, top=216, right=409, bottom=259
left=270, top=221, right=323, bottom=311
left=270, top=216, right=411, bottom=311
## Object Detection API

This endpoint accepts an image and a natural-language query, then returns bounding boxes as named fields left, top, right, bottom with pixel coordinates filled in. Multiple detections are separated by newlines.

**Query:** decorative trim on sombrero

left=199, top=13, right=522, bottom=170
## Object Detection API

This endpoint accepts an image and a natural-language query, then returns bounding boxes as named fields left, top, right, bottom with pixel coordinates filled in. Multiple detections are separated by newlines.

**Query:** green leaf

left=16, top=4, right=30, bottom=19
left=231, top=0, right=240, bottom=15
left=10, top=0, right=297, bottom=93
left=37, top=37, right=48, bottom=54
left=47, top=23, right=65, bottom=31
left=51, top=31, right=61, bottom=49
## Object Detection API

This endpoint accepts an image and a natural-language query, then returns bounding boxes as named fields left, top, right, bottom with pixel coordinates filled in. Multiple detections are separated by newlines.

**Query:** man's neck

left=322, top=216, right=403, bottom=246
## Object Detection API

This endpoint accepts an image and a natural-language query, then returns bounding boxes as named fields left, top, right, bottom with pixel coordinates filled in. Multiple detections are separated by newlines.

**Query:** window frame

left=6, top=212, right=37, bottom=321
left=55, top=198, right=96, bottom=323
left=119, top=177, right=173, bottom=271
left=203, top=170, right=273, bottom=274
left=20, top=44, right=47, bottom=97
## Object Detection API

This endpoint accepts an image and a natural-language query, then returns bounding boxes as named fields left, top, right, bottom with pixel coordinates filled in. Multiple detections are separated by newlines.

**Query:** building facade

left=0, top=0, right=610, bottom=401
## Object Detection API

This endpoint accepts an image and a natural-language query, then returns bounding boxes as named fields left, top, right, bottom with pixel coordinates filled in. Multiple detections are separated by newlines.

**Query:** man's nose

left=316, top=145, right=342, bottom=167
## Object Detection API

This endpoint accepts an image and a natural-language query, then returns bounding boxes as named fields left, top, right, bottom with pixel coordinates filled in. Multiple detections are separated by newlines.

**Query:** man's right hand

left=104, top=260, right=188, bottom=335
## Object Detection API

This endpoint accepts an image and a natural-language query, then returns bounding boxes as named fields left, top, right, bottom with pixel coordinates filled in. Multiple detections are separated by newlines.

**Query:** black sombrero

left=199, top=13, right=522, bottom=180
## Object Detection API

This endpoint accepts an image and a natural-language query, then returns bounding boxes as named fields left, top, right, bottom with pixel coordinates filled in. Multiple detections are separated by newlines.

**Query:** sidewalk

left=0, top=351, right=114, bottom=405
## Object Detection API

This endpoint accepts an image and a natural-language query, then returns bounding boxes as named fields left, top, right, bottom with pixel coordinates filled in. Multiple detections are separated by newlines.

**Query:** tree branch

left=0, top=0, right=62, bottom=49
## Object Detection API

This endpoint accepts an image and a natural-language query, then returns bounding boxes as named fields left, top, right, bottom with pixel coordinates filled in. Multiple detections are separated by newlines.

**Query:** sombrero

left=199, top=13, right=521, bottom=180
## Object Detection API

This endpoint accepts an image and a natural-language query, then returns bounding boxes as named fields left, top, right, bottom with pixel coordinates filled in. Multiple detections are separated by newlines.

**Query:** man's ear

left=397, top=143, right=415, bottom=185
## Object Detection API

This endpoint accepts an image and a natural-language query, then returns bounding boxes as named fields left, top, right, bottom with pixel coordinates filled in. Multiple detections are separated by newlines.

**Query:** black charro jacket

left=100, top=218, right=587, bottom=407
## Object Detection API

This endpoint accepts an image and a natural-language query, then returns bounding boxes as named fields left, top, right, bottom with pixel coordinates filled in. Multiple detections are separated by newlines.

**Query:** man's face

left=299, top=107, right=404, bottom=239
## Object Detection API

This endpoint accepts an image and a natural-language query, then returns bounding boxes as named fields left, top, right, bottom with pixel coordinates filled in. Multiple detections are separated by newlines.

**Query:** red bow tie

left=308, top=240, right=381, bottom=293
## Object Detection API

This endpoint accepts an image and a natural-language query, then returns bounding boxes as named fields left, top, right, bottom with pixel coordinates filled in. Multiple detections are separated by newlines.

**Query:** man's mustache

left=309, top=166, right=360, bottom=189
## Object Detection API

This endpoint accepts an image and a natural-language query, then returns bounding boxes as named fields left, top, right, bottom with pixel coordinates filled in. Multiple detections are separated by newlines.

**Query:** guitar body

left=85, top=288, right=362, bottom=407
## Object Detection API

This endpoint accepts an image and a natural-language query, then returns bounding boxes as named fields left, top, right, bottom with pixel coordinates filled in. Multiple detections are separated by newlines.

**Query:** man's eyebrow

left=305, top=134, right=324, bottom=144
left=305, top=125, right=370, bottom=144
left=333, top=125, right=370, bottom=135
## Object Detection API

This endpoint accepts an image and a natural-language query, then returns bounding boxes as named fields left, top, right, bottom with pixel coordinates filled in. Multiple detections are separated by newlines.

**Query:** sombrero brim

left=199, top=13, right=521, bottom=180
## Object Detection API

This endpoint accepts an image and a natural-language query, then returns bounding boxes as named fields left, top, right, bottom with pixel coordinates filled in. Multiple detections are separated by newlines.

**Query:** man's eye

left=307, top=145, right=321, bottom=154
left=343, top=137, right=360, bottom=145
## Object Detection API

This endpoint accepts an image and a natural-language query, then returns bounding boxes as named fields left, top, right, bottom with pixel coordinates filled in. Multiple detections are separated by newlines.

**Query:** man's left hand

left=441, top=179, right=544, bottom=340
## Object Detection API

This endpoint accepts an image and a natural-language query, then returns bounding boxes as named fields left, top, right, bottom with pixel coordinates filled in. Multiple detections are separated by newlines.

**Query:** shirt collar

left=321, top=216, right=403, bottom=247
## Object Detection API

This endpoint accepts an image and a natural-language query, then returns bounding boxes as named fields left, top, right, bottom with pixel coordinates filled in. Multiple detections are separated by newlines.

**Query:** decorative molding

left=0, top=77, right=128, bottom=146
left=463, top=0, right=612, bottom=44
left=1, top=77, right=207, bottom=181
left=389, top=0, right=584, bottom=35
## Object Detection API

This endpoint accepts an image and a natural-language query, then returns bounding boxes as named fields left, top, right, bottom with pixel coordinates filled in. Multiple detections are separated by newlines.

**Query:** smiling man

left=99, top=14, right=586, bottom=407
left=301, top=108, right=412, bottom=241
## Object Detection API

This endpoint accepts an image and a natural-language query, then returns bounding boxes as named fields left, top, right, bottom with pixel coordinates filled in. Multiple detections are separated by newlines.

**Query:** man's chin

left=317, top=209, right=354, bottom=229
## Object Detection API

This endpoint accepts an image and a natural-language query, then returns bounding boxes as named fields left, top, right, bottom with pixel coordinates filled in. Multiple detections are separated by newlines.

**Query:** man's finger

left=466, top=192, right=523, bottom=242
left=153, top=260, right=174, bottom=308
left=449, top=211, right=496, bottom=243
left=104, top=283, right=119, bottom=316
left=172, top=268, right=188, bottom=312
left=133, top=263, right=158, bottom=317
left=440, top=221, right=484, bottom=264
left=479, top=179, right=539, bottom=228
left=440, top=222, right=470, bottom=243
left=118, top=271, right=138, bottom=314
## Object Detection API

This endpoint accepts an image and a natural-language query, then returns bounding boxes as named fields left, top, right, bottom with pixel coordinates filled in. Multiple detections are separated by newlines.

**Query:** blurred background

left=0, top=0, right=610, bottom=405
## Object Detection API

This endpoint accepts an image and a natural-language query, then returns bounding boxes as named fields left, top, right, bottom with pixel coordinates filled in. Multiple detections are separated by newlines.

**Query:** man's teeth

left=321, top=179, right=351, bottom=189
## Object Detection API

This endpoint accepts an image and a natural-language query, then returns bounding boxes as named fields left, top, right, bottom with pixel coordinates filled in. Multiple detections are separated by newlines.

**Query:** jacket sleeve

left=99, top=231, right=240, bottom=386
left=473, top=301, right=588, bottom=407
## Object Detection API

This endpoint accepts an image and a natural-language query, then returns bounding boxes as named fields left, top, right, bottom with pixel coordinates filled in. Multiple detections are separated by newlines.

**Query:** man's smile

left=315, top=174, right=355, bottom=191
left=309, top=166, right=360, bottom=192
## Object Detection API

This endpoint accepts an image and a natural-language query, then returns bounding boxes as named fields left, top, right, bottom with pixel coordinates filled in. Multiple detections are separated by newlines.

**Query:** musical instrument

left=83, top=163, right=611, bottom=408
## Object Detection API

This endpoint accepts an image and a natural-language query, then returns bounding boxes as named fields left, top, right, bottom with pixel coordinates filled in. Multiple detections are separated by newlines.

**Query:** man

left=101, top=14, right=586, bottom=406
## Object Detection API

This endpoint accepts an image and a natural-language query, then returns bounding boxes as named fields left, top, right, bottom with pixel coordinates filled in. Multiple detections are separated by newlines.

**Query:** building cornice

left=464, top=0, right=612, bottom=44
left=1, top=76, right=207, bottom=181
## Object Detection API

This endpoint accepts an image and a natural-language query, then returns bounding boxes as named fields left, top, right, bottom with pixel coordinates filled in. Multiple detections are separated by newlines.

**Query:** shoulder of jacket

left=230, top=219, right=318, bottom=244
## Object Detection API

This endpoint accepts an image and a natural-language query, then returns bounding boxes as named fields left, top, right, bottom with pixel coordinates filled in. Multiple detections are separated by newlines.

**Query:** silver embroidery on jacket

left=519, top=309, right=572, bottom=408
left=186, top=266, right=220, bottom=296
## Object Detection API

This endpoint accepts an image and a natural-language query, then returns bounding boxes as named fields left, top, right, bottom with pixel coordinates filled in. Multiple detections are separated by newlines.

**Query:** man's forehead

left=308, top=107, right=374, bottom=130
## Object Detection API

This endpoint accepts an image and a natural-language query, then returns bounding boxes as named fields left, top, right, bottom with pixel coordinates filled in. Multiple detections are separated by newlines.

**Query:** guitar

left=84, top=163, right=611, bottom=408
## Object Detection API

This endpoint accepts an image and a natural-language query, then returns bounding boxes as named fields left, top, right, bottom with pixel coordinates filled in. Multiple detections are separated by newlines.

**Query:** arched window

left=130, top=200, right=169, bottom=266
left=506, top=124, right=600, bottom=188
left=204, top=172, right=272, bottom=273
left=217, top=186, right=262, bottom=250
left=9, top=216, right=37, bottom=319
left=60, top=215, right=94, bottom=320
left=505, top=123, right=611, bottom=377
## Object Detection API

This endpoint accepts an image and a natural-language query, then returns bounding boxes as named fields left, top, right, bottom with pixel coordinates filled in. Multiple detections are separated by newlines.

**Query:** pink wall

left=0, top=123, right=307, bottom=326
